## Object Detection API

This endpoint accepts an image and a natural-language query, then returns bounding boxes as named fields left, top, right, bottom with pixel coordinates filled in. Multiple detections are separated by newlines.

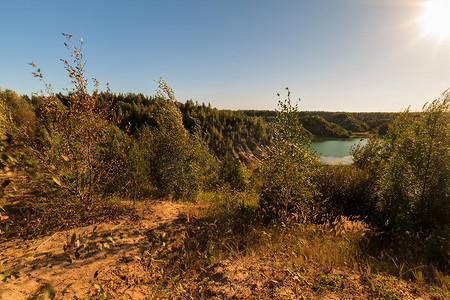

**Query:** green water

left=310, top=137, right=368, bottom=165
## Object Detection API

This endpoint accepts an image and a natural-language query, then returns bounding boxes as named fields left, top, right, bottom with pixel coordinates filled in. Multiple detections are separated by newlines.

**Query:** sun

left=419, top=0, right=450, bottom=41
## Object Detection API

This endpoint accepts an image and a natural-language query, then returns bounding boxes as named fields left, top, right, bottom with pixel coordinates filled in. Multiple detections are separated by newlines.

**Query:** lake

left=310, top=137, right=368, bottom=165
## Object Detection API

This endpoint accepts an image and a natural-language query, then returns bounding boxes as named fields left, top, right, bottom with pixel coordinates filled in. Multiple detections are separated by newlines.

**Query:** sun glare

left=420, top=0, right=450, bottom=41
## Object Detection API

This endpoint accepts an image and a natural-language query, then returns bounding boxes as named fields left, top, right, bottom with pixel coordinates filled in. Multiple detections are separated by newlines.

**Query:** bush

left=314, top=165, right=377, bottom=220
left=218, top=153, right=254, bottom=191
left=133, top=79, right=218, bottom=201
left=377, top=93, right=449, bottom=232
left=259, top=89, right=319, bottom=216
left=351, top=135, right=386, bottom=179
left=0, top=96, right=14, bottom=220
left=0, top=90, right=34, bottom=222
left=0, top=89, right=36, bottom=140
left=0, top=95, right=14, bottom=169
left=350, top=92, right=449, bottom=234
left=29, top=34, right=126, bottom=203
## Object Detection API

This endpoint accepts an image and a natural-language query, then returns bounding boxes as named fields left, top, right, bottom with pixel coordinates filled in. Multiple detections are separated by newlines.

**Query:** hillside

left=1, top=82, right=447, bottom=300
left=97, top=93, right=396, bottom=166
left=298, top=115, right=350, bottom=138
left=1, top=198, right=446, bottom=299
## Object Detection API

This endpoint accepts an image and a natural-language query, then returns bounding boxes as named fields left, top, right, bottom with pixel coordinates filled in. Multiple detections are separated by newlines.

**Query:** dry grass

left=2, top=196, right=139, bottom=240
left=3, top=194, right=447, bottom=299
left=90, top=193, right=449, bottom=299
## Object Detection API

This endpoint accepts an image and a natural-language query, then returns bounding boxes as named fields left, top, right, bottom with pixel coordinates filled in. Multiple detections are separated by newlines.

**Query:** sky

left=1, top=0, right=450, bottom=112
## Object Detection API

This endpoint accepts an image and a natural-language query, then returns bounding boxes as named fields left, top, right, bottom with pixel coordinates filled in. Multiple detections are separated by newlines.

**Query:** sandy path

left=0, top=200, right=186, bottom=299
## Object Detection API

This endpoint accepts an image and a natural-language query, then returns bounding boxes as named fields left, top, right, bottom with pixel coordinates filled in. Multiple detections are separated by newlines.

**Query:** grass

left=91, top=191, right=449, bottom=298
left=3, top=188, right=448, bottom=298
left=2, top=195, right=139, bottom=239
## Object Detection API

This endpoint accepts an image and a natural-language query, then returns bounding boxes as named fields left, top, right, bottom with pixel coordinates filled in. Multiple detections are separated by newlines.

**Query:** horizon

left=1, top=0, right=450, bottom=112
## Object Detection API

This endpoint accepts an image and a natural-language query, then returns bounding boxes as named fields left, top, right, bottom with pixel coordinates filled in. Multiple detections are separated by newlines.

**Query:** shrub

left=351, top=135, right=386, bottom=179
left=314, top=165, right=377, bottom=220
left=259, top=88, right=319, bottom=216
left=350, top=91, right=449, bottom=233
left=0, top=95, right=14, bottom=169
left=0, top=96, right=13, bottom=220
left=134, top=78, right=218, bottom=200
left=0, top=90, right=33, bottom=222
left=29, top=34, right=125, bottom=203
left=218, top=153, right=254, bottom=191
left=0, top=89, right=36, bottom=140
left=377, top=93, right=449, bottom=232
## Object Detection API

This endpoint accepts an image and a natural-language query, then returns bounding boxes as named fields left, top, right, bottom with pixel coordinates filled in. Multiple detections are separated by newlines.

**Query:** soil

left=0, top=200, right=191, bottom=299
left=0, top=175, right=446, bottom=299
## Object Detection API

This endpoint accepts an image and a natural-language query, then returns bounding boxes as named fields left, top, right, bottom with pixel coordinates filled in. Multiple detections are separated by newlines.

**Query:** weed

left=93, top=282, right=114, bottom=299
left=431, top=287, right=450, bottom=299
left=369, top=276, right=402, bottom=300
left=63, top=225, right=115, bottom=263
left=28, top=283, right=55, bottom=300
left=312, top=273, right=345, bottom=292
left=0, top=270, right=19, bottom=282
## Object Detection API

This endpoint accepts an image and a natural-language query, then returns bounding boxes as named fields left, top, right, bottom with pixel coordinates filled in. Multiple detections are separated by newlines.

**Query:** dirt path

left=0, top=200, right=188, bottom=299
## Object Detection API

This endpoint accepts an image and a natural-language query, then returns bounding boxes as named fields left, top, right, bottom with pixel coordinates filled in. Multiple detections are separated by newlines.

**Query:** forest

left=0, top=35, right=448, bottom=299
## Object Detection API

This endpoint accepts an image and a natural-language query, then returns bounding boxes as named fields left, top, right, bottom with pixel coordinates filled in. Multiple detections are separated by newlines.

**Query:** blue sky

left=1, top=0, right=450, bottom=111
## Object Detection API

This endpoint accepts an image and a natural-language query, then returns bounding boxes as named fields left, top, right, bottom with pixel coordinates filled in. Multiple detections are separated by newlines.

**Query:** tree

left=30, top=34, right=122, bottom=204
left=0, top=94, right=14, bottom=221
left=259, top=88, right=319, bottom=215
left=219, top=153, right=254, bottom=191
left=376, top=92, right=449, bottom=232
left=134, top=78, right=218, bottom=200
left=0, top=89, right=36, bottom=222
